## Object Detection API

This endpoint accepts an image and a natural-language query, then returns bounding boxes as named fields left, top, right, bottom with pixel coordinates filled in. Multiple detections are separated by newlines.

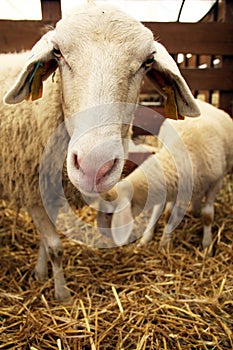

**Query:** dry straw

left=0, top=174, right=232, bottom=349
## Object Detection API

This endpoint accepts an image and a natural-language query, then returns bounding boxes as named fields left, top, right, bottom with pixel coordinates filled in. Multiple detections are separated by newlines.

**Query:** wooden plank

left=141, top=68, right=233, bottom=93
left=181, top=68, right=233, bottom=90
left=219, top=0, right=233, bottom=115
left=223, top=0, right=233, bottom=22
left=0, top=20, right=54, bottom=53
left=143, top=22, right=233, bottom=55
left=219, top=57, right=233, bottom=115
left=219, top=91, right=233, bottom=116
left=0, top=20, right=232, bottom=55
left=41, top=0, right=61, bottom=21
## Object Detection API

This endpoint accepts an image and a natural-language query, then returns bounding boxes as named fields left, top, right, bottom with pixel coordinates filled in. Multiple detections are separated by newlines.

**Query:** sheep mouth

left=77, top=158, right=122, bottom=197
left=97, top=151, right=154, bottom=189
left=103, top=158, right=120, bottom=179
left=96, top=158, right=122, bottom=193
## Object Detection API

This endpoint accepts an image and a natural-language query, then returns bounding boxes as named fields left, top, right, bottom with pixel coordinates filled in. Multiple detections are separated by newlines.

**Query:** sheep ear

left=4, top=31, right=58, bottom=104
left=111, top=200, right=134, bottom=246
left=147, top=42, right=200, bottom=119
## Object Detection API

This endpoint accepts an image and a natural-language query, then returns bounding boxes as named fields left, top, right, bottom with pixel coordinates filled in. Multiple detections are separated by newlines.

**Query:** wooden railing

left=0, top=0, right=232, bottom=118
left=140, top=20, right=233, bottom=117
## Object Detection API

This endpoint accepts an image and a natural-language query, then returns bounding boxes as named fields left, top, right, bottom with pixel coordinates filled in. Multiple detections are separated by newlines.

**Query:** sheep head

left=4, top=3, right=200, bottom=195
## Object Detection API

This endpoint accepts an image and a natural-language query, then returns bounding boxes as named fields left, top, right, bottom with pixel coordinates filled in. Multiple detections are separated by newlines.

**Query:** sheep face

left=53, top=8, right=155, bottom=194
left=4, top=4, right=200, bottom=195
left=55, top=11, right=154, bottom=118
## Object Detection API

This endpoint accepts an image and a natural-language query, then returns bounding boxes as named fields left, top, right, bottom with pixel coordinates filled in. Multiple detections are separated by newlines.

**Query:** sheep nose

left=72, top=152, right=80, bottom=170
left=71, top=152, right=117, bottom=190
left=96, top=159, right=116, bottom=184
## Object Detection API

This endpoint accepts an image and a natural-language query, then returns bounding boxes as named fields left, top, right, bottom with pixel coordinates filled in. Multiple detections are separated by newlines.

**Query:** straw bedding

left=0, top=174, right=232, bottom=350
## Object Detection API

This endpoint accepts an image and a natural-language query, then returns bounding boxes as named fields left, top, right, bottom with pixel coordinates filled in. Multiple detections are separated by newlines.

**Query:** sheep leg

left=28, top=206, right=71, bottom=301
left=35, top=240, right=49, bottom=282
left=191, top=196, right=202, bottom=217
left=159, top=201, right=187, bottom=250
left=201, top=178, right=223, bottom=256
left=137, top=203, right=164, bottom=246
left=159, top=202, right=175, bottom=251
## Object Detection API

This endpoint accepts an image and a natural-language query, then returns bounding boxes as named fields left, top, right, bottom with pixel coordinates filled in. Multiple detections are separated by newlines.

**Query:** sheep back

left=158, top=100, right=233, bottom=199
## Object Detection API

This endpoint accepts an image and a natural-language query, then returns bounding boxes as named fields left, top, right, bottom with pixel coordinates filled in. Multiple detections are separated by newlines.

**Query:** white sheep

left=1, top=2, right=200, bottom=300
left=97, top=100, right=233, bottom=255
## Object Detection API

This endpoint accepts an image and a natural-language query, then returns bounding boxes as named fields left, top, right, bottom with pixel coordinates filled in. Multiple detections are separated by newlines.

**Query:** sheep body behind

left=98, top=100, right=233, bottom=253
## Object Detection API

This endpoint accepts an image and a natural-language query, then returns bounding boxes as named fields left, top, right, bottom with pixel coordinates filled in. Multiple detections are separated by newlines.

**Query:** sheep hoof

left=159, top=240, right=171, bottom=252
left=55, top=287, right=72, bottom=302
left=136, top=239, right=146, bottom=247
left=202, top=246, right=214, bottom=257
left=34, top=267, right=48, bottom=282
left=136, top=233, right=154, bottom=247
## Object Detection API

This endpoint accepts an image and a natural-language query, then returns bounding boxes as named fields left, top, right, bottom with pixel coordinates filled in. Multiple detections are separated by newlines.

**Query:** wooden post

left=219, top=0, right=233, bottom=116
left=41, top=0, right=61, bottom=22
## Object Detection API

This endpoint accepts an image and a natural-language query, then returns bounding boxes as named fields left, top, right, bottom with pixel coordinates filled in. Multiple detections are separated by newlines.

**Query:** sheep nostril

left=73, top=153, right=80, bottom=170
left=96, top=158, right=118, bottom=184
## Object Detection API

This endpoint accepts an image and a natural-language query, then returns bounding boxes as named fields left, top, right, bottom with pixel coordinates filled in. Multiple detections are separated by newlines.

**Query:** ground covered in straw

left=0, top=175, right=232, bottom=350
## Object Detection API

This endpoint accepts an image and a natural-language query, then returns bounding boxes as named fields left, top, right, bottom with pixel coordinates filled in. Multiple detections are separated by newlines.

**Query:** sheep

left=97, top=100, right=233, bottom=255
left=1, top=2, right=200, bottom=300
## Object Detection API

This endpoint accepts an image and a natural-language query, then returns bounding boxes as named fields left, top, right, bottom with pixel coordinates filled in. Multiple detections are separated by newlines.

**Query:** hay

left=0, top=175, right=232, bottom=350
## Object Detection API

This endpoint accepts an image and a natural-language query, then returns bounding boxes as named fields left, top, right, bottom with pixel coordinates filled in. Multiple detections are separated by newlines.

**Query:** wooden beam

left=1, top=20, right=232, bottom=55
left=219, top=0, right=233, bottom=115
left=0, top=20, right=53, bottom=53
left=143, top=22, right=233, bottom=55
left=41, top=0, right=61, bottom=21
left=140, top=68, right=233, bottom=93
left=180, top=68, right=233, bottom=91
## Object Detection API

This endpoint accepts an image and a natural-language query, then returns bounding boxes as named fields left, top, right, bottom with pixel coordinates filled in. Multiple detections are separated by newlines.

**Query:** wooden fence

left=0, top=0, right=232, bottom=122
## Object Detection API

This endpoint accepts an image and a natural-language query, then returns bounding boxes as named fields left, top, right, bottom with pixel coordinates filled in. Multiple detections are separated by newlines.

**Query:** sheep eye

left=142, top=56, right=155, bottom=70
left=53, top=48, right=62, bottom=58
